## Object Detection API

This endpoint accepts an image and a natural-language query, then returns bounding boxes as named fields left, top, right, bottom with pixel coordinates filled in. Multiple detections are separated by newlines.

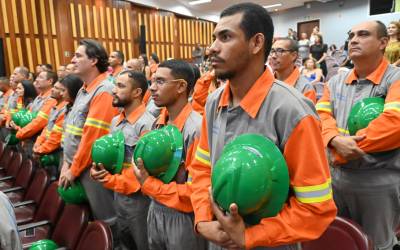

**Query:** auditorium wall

left=0, top=0, right=215, bottom=75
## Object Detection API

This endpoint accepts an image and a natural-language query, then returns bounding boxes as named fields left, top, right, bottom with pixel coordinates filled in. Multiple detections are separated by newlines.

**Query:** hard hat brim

left=347, top=97, right=384, bottom=135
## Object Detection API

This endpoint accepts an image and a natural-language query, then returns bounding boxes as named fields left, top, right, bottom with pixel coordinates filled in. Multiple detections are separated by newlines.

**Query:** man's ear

left=177, top=80, right=188, bottom=94
left=90, top=57, right=99, bottom=68
left=250, top=33, right=265, bottom=56
left=132, top=87, right=143, bottom=98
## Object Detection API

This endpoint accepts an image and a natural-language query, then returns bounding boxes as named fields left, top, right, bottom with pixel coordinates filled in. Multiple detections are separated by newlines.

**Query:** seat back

left=24, top=168, right=49, bottom=204
left=5, top=151, right=22, bottom=177
left=51, top=204, right=90, bottom=250
left=0, top=148, right=13, bottom=170
left=34, top=182, right=64, bottom=224
left=0, top=141, right=5, bottom=159
left=13, top=159, right=34, bottom=189
left=302, top=217, right=372, bottom=250
left=76, top=220, right=113, bottom=250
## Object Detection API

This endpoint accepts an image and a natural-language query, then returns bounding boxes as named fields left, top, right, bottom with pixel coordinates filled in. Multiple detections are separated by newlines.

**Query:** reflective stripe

left=84, top=117, right=111, bottom=131
left=52, top=124, right=63, bottom=133
left=122, top=162, right=132, bottom=168
left=293, top=179, right=332, bottom=204
left=187, top=174, right=192, bottom=185
left=338, top=128, right=350, bottom=135
left=195, top=146, right=210, bottom=166
left=65, top=124, right=83, bottom=136
left=61, top=134, right=65, bottom=142
left=38, top=111, right=49, bottom=120
left=45, top=129, right=50, bottom=138
left=384, top=102, right=400, bottom=112
left=17, top=103, right=22, bottom=109
left=315, top=102, right=332, bottom=112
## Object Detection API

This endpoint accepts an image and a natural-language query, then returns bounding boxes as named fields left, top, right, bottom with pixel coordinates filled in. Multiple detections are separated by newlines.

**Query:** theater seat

left=2, top=159, right=34, bottom=200
left=76, top=220, right=112, bottom=250
left=302, top=217, right=372, bottom=250
left=0, top=152, right=23, bottom=189
left=0, top=147, right=13, bottom=173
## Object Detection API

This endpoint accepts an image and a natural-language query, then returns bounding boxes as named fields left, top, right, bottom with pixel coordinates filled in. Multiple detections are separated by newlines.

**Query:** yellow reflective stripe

left=122, top=162, right=132, bottom=168
left=384, top=102, right=400, bottom=112
left=61, top=134, right=65, bottom=142
left=315, top=102, right=332, bottom=112
left=338, top=128, right=350, bottom=135
left=293, top=179, right=332, bottom=204
left=195, top=146, right=210, bottom=166
left=187, top=173, right=192, bottom=185
left=45, top=129, right=50, bottom=138
left=84, top=118, right=111, bottom=131
left=38, top=111, right=49, bottom=120
left=17, top=103, right=22, bottom=109
left=65, top=124, right=83, bottom=136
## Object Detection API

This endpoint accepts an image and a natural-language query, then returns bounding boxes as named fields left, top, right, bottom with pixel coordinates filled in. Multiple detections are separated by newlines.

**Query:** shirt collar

left=55, top=100, right=68, bottom=111
left=218, top=69, right=275, bottom=119
left=83, top=72, right=108, bottom=92
left=345, top=58, right=389, bottom=85
left=112, top=65, right=123, bottom=77
left=143, top=89, right=151, bottom=105
left=282, top=67, right=300, bottom=87
left=40, top=88, right=52, bottom=98
left=156, top=103, right=193, bottom=132
left=116, top=103, right=147, bottom=125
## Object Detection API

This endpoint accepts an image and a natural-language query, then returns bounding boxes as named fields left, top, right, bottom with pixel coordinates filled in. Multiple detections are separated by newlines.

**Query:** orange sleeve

left=244, top=116, right=337, bottom=249
left=357, top=80, right=400, bottom=152
left=16, top=98, right=57, bottom=140
left=190, top=113, right=214, bottom=225
left=315, top=85, right=340, bottom=147
left=33, top=129, right=47, bottom=149
left=192, top=72, right=215, bottom=115
left=304, top=89, right=317, bottom=104
left=102, top=166, right=141, bottom=194
left=70, top=92, right=118, bottom=177
left=34, top=112, right=65, bottom=154
left=140, top=138, right=199, bottom=213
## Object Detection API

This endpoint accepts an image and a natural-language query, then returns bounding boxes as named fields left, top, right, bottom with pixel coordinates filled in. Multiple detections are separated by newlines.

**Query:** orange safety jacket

left=192, top=71, right=218, bottom=115
left=282, top=67, right=317, bottom=104
left=0, top=89, right=13, bottom=125
left=16, top=89, right=57, bottom=140
left=34, top=101, right=68, bottom=154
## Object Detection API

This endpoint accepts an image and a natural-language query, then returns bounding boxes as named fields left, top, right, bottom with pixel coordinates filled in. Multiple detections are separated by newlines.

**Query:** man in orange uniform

left=269, top=38, right=316, bottom=103
left=59, top=39, right=118, bottom=228
left=134, top=59, right=206, bottom=250
left=316, top=20, right=400, bottom=250
left=109, top=50, right=124, bottom=78
left=191, top=70, right=221, bottom=115
left=0, top=77, right=12, bottom=139
left=90, top=70, right=155, bottom=250
left=15, top=70, right=58, bottom=157
left=190, top=3, right=337, bottom=249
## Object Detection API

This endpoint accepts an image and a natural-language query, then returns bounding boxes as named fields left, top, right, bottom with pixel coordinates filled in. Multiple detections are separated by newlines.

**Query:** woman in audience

left=301, top=58, right=324, bottom=85
left=298, top=32, right=310, bottom=61
left=138, top=54, right=151, bottom=80
left=149, top=52, right=160, bottom=76
left=385, top=21, right=400, bottom=66
left=16, top=80, right=37, bottom=110
left=309, top=26, right=321, bottom=45
left=310, top=34, right=328, bottom=77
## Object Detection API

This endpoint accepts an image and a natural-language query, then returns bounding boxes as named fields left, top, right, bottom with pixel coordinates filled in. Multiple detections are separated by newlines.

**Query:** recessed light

left=189, top=0, right=212, bottom=5
left=263, top=3, right=282, bottom=9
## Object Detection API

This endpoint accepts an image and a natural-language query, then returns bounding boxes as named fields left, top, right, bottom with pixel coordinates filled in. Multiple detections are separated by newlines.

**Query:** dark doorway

left=297, top=20, right=320, bottom=41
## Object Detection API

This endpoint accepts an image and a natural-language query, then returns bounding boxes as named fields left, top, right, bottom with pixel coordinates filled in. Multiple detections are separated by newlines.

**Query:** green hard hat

left=40, top=153, right=60, bottom=167
left=133, top=125, right=183, bottom=184
left=211, top=134, right=289, bottom=225
left=91, top=131, right=125, bottom=174
left=29, top=239, right=58, bottom=250
left=57, top=180, right=87, bottom=204
left=5, top=131, right=19, bottom=146
left=347, top=97, right=384, bottom=135
left=11, top=109, right=28, bottom=127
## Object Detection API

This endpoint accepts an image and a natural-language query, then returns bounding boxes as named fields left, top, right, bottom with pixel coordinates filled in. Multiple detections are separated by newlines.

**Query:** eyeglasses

left=270, top=48, right=294, bottom=56
left=151, top=78, right=186, bottom=86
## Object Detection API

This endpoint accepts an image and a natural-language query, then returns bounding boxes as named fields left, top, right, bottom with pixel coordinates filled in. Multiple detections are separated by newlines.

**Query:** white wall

left=271, top=0, right=400, bottom=47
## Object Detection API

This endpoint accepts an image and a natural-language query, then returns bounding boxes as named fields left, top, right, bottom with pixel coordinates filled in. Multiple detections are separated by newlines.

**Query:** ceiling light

left=189, top=0, right=212, bottom=5
left=263, top=3, right=282, bottom=9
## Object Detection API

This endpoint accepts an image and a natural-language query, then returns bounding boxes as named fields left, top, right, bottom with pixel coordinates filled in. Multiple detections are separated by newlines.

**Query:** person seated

left=301, top=58, right=324, bottom=84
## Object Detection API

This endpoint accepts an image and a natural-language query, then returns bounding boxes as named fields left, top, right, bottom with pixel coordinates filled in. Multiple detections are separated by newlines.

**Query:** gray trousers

left=333, top=177, right=400, bottom=250
left=147, top=200, right=207, bottom=250
left=209, top=241, right=299, bottom=250
left=79, top=168, right=117, bottom=224
left=115, top=192, right=150, bottom=250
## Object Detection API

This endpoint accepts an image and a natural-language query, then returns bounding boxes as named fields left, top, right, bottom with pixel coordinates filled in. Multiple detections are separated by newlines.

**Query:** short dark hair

left=220, top=3, right=274, bottom=62
left=151, top=53, right=160, bottom=64
left=119, top=70, right=148, bottom=98
left=191, top=64, right=201, bottom=84
left=59, top=74, right=84, bottom=101
left=158, top=59, right=195, bottom=95
left=376, top=20, right=388, bottom=38
left=43, top=71, right=58, bottom=85
left=79, top=39, right=109, bottom=73
left=277, top=38, right=299, bottom=52
left=42, top=64, right=53, bottom=71
left=113, top=50, right=125, bottom=64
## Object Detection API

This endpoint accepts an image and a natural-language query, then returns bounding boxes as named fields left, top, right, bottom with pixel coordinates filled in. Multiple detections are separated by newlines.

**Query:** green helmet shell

left=5, top=131, right=19, bottom=146
left=57, top=180, right=87, bottom=204
left=40, top=152, right=60, bottom=167
left=29, top=239, right=58, bottom=250
left=12, top=109, right=38, bottom=128
left=347, top=97, right=384, bottom=135
left=133, top=125, right=183, bottom=184
left=91, top=131, right=125, bottom=174
left=212, top=134, right=289, bottom=225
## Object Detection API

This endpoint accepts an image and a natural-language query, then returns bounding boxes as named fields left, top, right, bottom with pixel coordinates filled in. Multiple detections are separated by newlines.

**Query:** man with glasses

left=269, top=38, right=316, bottom=103
left=133, top=59, right=206, bottom=250
left=317, top=20, right=400, bottom=250
left=90, top=70, right=155, bottom=250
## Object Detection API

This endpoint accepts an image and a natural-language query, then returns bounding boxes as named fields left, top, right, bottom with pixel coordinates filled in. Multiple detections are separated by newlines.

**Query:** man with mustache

left=317, top=20, right=400, bottom=250
left=190, top=3, right=336, bottom=249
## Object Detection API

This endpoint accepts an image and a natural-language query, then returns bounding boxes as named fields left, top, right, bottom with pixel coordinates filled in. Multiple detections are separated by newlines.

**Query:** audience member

left=384, top=21, right=400, bottom=66
left=310, top=34, right=328, bottom=77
